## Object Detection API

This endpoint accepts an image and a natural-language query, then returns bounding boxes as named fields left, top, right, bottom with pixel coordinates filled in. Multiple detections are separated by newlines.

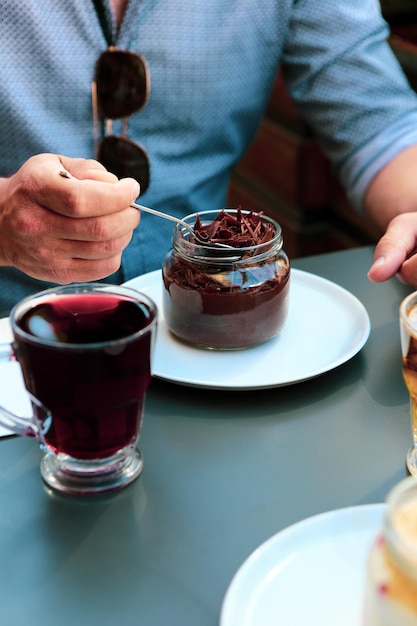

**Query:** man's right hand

left=0, top=153, right=140, bottom=283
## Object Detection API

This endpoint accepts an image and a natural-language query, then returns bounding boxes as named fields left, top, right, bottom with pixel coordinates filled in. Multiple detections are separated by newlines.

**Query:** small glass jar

left=162, top=208, right=290, bottom=350
left=364, top=476, right=417, bottom=625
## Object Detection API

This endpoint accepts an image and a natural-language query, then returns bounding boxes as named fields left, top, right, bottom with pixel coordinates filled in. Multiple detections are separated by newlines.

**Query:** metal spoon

left=58, top=169, right=233, bottom=249
left=130, top=202, right=204, bottom=243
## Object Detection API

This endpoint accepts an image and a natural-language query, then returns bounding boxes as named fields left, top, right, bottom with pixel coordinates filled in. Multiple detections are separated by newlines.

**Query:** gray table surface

left=0, top=245, right=413, bottom=625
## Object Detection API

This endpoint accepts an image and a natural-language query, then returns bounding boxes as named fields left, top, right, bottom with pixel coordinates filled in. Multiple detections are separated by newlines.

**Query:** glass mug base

left=406, top=447, right=417, bottom=476
left=40, top=445, right=143, bottom=495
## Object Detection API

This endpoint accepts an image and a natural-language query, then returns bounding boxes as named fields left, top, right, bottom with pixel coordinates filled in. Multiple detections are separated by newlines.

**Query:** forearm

left=365, top=144, right=417, bottom=285
left=363, top=144, right=417, bottom=232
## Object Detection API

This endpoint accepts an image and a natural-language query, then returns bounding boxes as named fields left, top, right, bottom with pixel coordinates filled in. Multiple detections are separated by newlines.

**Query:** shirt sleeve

left=281, top=0, right=417, bottom=212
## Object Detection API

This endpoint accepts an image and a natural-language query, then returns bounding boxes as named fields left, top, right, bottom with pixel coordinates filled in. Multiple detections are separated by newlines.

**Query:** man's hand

left=365, top=144, right=417, bottom=286
left=0, top=153, right=140, bottom=283
left=368, top=213, right=417, bottom=285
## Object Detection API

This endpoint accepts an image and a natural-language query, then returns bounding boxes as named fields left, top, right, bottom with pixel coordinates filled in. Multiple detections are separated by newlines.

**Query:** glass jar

left=162, top=209, right=290, bottom=350
left=364, top=476, right=417, bottom=625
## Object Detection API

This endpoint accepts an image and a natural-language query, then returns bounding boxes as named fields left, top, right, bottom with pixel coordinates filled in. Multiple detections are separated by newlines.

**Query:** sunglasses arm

left=91, top=81, right=101, bottom=159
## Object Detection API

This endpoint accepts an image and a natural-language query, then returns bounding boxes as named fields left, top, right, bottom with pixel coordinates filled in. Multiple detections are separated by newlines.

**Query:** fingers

left=399, top=255, right=417, bottom=286
left=368, top=213, right=417, bottom=285
left=6, top=225, right=134, bottom=284
left=12, top=232, right=134, bottom=284
left=18, top=254, right=127, bottom=285
left=14, top=206, right=138, bottom=243
left=31, top=155, right=140, bottom=218
left=58, top=156, right=118, bottom=183
left=7, top=155, right=140, bottom=241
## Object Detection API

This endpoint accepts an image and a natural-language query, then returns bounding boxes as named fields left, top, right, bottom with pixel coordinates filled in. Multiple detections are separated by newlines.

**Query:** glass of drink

left=0, top=283, right=157, bottom=495
left=364, top=476, right=417, bottom=624
left=399, top=291, right=417, bottom=476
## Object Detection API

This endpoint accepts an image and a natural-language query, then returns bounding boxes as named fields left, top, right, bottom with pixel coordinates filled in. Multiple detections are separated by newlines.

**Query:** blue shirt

left=1, top=0, right=417, bottom=314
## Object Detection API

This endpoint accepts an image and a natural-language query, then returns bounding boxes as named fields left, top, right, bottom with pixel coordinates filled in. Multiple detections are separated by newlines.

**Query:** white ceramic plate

left=220, top=504, right=385, bottom=626
left=0, top=319, right=30, bottom=436
left=124, top=269, right=370, bottom=390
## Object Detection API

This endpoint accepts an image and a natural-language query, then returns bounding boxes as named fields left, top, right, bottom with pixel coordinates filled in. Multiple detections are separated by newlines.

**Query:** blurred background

left=228, top=1, right=417, bottom=259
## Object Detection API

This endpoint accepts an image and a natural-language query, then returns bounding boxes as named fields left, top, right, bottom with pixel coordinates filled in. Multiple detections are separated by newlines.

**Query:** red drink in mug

left=0, top=283, right=157, bottom=495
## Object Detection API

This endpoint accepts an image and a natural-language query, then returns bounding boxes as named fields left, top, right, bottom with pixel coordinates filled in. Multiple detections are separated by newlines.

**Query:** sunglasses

left=92, top=48, right=151, bottom=192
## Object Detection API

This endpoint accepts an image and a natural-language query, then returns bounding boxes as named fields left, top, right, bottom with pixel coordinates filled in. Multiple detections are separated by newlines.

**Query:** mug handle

left=0, top=342, right=13, bottom=361
left=0, top=342, right=44, bottom=438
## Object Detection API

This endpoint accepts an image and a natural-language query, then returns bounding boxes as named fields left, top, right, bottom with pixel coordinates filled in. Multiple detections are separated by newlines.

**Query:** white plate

left=220, top=503, right=385, bottom=626
left=124, top=269, right=370, bottom=390
left=0, top=320, right=30, bottom=436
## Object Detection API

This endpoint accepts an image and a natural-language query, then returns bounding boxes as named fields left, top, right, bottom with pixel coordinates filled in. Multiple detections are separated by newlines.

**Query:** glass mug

left=364, top=476, right=417, bottom=624
left=0, top=283, right=157, bottom=495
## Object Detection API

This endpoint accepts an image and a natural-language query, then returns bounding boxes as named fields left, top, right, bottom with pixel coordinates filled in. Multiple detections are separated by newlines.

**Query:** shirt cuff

left=339, top=112, right=417, bottom=213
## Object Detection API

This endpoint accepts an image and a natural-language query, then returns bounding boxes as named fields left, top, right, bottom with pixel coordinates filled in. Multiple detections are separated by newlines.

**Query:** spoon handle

left=131, top=203, right=232, bottom=249
left=130, top=202, right=195, bottom=237
left=58, top=169, right=195, bottom=238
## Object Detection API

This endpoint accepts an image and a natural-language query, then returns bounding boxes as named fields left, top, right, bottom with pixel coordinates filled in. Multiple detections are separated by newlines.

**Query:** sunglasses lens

left=98, top=136, right=150, bottom=192
left=95, top=50, right=149, bottom=119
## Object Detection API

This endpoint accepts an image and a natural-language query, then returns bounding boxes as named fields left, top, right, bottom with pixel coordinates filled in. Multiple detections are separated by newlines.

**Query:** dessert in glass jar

left=162, top=208, right=290, bottom=350
left=364, top=476, right=417, bottom=625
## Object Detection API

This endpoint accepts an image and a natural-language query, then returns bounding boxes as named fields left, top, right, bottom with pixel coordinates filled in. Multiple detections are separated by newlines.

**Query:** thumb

left=368, top=214, right=417, bottom=283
